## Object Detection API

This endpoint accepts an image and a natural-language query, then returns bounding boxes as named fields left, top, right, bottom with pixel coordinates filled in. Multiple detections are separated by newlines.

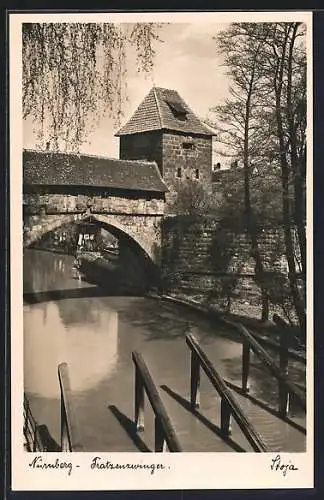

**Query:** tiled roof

left=116, top=87, right=212, bottom=137
left=23, top=150, right=168, bottom=193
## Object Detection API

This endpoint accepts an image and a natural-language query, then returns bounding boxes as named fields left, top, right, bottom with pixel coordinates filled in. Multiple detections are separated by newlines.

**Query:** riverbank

left=74, top=251, right=306, bottom=361
left=37, top=245, right=305, bottom=361
left=147, top=292, right=306, bottom=363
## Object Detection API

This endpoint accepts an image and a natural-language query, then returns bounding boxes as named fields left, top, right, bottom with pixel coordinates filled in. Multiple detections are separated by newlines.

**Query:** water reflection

left=23, top=249, right=285, bottom=407
left=23, top=249, right=306, bottom=451
left=57, top=296, right=101, bottom=325
left=24, top=300, right=118, bottom=397
left=23, top=250, right=93, bottom=294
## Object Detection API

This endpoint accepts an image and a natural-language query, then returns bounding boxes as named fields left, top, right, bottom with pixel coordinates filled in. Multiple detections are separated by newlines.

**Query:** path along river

left=23, top=249, right=306, bottom=452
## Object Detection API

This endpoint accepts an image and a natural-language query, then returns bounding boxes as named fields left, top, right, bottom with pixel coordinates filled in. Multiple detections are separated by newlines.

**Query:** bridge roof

left=23, top=150, right=168, bottom=193
left=115, top=87, right=213, bottom=137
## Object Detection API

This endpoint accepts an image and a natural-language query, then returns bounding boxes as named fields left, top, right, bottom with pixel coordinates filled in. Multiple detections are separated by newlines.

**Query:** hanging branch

left=22, top=22, right=163, bottom=151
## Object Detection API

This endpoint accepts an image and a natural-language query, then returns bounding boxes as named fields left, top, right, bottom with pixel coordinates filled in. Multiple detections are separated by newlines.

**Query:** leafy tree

left=209, top=22, right=306, bottom=329
left=213, top=165, right=283, bottom=224
left=23, top=22, right=162, bottom=151
left=171, top=178, right=214, bottom=216
left=257, top=22, right=306, bottom=330
left=209, top=23, right=272, bottom=321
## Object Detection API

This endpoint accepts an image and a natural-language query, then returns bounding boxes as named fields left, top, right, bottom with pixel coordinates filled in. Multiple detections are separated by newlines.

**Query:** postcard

left=9, top=10, right=313, bottom=491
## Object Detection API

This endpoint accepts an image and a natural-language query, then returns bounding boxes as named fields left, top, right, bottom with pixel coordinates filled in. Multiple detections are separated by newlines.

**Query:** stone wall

left=23, top=191, right=164, bottom=263
left=161, top=216, right=299, bottom=320
left=23, top=192, right=164, bottom=216
left=162, top=133, right=212, bottom=204
left=119, top=130, right=212, bottom=207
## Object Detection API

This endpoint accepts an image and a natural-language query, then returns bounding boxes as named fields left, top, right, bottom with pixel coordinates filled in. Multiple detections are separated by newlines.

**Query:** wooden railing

left=224, top=319, right=306, bottom=418
left=186, top=334, right=268, bottom=452
left=58, top=363, right=82, bottom=452
left=23, top=394, right=46, bottom=451
left=132, top=351, right=182, bottom=452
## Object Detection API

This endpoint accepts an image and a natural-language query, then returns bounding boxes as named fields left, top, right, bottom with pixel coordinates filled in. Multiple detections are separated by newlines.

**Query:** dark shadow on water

left=23, top=286, right=108, bottom=304
left=160, top=385, right=245, bottom=452
left=117, top=300, right=199, bottom=341
left=108, top=405, right=151, bottom=452
left=223, top=379, right=306, bottom=435
left=23, top=286, right=144, bottom=305
left=222, top=355, right=306, bottom=417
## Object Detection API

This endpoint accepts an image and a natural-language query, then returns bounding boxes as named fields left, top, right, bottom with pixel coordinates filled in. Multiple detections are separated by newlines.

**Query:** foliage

left=213, top=165, right=284, bottom=224
left=23, top=22, right=162, bottom=151
left=209, top=22, right=307, bottom=329
left=170, top=179, right=215, bottom=216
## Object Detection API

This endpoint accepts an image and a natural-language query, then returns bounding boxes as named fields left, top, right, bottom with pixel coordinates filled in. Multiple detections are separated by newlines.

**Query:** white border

left=10, top=11, right=314, bottom=491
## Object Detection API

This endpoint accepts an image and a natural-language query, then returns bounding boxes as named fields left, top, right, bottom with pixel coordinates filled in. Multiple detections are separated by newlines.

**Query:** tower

left=115, top=87, right=213, bottom=205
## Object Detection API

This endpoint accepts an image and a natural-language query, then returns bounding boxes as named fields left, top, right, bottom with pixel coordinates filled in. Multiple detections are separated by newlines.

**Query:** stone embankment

left=161, top=216, right=304, bottom=329
left=147, top=291, right=306, bottom=364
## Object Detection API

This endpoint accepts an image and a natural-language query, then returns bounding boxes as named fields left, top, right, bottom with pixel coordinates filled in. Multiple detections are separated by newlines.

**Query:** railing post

left=23, top=399, right=29, bottom=437
left=58, top=362, right=81, bottom=452
left=279, top=329, right=290, bottom=418
left=186, top=334, right=268, bottom=452
left=155, top=416, right=167, bottom=452
left=190, top=350, right=200, bottom=409
left=60, top=395, right=70, bottom=451
left=135, top=366, right=145, bottom=431
left=220, top=398, right=232, bottom=437
left=242, top=338, right=250, bottom=393
left=132, top=351, right=182, bottom=452
left=32, top=418, right=37, bottom=452
left=35, top=425, right=47, bottom=452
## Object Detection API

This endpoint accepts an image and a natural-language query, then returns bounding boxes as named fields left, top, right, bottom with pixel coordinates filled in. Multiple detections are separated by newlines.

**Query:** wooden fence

left=186, top=333, right=268, bottom=452
left=132, top=351, right=182, bottom=452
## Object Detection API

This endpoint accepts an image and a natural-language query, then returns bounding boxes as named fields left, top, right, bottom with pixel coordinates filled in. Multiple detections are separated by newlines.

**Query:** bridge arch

left=24, top=212, right=162, bottom=262
left=23, top=212, right=162, bottom=290
left=90, top=213, right=160, bottom=262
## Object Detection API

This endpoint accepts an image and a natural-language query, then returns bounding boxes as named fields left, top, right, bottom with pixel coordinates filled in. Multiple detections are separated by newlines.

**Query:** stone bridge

left=23, top=150, right=168, bottom=264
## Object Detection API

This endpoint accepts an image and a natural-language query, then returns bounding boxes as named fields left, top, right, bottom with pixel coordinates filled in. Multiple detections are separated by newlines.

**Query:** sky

left=23, top=22, right=231, bottom=159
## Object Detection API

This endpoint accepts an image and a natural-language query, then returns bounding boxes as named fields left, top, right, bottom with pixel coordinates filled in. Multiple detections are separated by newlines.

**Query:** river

left=23, top=249, right=306, bottom=452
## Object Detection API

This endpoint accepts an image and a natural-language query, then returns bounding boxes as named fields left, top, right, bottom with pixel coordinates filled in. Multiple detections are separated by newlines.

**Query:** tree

left=23, top=22, right=162, bottom=151
left=210, top=23, right=272, bottom=321
left=262, top=22, right=306, bottom=331
left=209, top=22, right=307, bottom=330
left=171, top=178, right=213, bottom=216
left=213, top=165, right=283, bottom=224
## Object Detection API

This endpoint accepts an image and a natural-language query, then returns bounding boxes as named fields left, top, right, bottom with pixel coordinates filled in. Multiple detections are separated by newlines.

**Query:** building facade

left=116, top=87, right=213, bottom=206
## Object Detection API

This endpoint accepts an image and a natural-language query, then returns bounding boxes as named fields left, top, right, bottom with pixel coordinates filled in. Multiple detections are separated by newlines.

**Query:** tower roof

left=115, top=87, right=212, bottom=137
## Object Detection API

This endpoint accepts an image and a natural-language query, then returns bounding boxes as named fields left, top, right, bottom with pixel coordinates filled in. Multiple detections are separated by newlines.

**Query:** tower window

left=195, top=169, right=200, bottom=179
left=183, top=142, right=195, bottom=150
left=176, top=167, right=182, bottom=178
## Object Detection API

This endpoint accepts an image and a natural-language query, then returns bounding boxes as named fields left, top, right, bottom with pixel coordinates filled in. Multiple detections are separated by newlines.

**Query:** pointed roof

left=115, top=87, right=212, bottom=137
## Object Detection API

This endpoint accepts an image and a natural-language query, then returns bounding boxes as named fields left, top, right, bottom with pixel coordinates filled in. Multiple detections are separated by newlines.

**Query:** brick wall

left=23, top=192, right=164, bottom=216
left=162, top=133, right=212, bottom=202
left=119, top=131, right=213, bottom=207
left=161, top=216, right=299, bottom=320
